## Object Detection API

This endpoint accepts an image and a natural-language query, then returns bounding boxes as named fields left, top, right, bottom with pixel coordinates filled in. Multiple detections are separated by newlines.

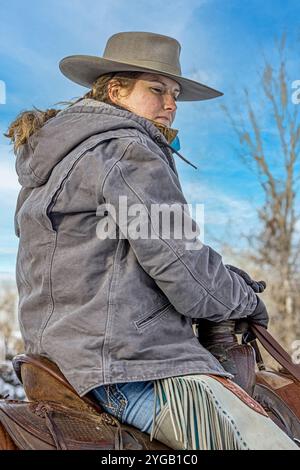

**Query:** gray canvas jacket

left=14, top=99, right=257, bottom=396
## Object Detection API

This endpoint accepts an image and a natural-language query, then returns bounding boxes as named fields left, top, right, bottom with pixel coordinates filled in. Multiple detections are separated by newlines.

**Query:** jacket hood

left=15, top=99, right=175, bottom=188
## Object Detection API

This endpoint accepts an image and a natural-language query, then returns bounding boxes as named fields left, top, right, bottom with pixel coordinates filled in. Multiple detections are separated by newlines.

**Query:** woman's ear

left=107, top=80, right=120, bottom=104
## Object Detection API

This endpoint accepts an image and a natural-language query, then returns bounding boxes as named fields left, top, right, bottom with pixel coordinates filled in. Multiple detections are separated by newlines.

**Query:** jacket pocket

left=134, top=302, right=172, bottom=331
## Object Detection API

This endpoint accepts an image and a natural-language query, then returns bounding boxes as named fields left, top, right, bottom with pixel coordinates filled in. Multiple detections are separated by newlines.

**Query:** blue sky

left=1, top=0, right=300, bottom=278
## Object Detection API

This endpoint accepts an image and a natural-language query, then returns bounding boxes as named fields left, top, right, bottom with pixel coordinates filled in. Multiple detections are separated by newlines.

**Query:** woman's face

left=109, top=72, right=180, bottom=127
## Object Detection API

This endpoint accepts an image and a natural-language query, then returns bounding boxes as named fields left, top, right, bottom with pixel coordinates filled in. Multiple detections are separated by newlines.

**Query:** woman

left=5, top=31, right=297, bottom=449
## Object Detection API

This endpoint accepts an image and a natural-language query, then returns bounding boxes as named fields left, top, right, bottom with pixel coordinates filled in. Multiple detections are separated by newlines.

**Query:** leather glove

left=249, top=296, right=269, bottom=328
left=226, top=264, right=266, bottom=293
left=238, top=295, right=269, bottom=342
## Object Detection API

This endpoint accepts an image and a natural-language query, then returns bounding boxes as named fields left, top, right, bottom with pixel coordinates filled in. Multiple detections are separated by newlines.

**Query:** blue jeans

left=91, top=381, right=161, bottom=434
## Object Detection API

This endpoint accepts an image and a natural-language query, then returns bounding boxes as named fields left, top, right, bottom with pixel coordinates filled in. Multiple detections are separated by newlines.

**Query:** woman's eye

left=151, top=87, right=163, bottom=94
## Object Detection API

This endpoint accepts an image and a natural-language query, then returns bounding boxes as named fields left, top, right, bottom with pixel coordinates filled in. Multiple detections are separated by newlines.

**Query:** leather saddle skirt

left=0, top=354, right=170, bottom=450
left=0, top=399, right=163, bottom=450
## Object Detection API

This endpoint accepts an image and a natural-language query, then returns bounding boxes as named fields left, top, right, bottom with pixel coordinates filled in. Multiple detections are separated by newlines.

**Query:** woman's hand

left=225, top=264, right=267, bottom=293
left=248, top=295, right=269, bottom=328
left=235, top=296, right=269, bottom=342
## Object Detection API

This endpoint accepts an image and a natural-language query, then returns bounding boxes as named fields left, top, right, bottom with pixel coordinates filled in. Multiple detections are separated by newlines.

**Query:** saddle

left=251, top=325, right=300, bottom=444
left=1, top=324, right=300, bottom=449
left=0, top=354, right=170, bottom=450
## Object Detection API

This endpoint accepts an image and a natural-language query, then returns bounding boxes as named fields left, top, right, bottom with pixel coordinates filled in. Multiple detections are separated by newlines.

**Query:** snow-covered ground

left=0, top=360, right=25, bottom=400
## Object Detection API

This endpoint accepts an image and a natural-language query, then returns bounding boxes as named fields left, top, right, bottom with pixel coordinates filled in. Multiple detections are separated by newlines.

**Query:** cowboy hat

left=59, top=31, right=223, bottom=102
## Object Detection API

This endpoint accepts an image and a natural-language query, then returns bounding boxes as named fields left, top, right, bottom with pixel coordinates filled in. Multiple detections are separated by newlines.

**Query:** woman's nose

left=164, top=93, right=177, bottom=111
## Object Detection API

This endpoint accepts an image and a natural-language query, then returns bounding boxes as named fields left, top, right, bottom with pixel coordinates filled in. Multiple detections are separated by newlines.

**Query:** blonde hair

left=4, top=71, right=142, bottom=152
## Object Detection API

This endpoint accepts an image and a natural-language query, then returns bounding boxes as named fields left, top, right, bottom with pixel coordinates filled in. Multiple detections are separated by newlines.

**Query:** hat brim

left=59, top=55, right=223, bottom=102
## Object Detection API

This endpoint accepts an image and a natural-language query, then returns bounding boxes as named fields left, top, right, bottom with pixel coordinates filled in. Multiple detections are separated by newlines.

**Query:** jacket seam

left=100, top=138, right=171, bottom=198
left=37, top=232, right=58, bottom=351
left=102, top=237, right=123, bottom=383
left=100, top=140, right=135, bottom=198
left=27, top=161, right=47, bottom=183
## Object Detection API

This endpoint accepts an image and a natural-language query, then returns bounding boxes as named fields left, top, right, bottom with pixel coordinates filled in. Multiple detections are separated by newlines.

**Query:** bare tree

left=221, top=35, right=300, bottom=347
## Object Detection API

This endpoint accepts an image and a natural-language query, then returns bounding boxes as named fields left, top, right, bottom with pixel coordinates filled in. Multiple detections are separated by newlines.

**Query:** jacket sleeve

left=101, top=139, right=257, bottom=322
